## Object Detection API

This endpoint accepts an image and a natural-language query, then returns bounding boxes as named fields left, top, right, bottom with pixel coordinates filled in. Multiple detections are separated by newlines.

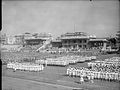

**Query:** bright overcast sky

left=2, top=0, right=119, bottom=38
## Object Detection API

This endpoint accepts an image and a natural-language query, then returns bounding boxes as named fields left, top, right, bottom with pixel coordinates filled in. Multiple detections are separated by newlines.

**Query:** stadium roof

left=61, top=32, right=88, bottom=37
left=89, top=39, right=108, bottom=42
left=60, top=36, right=89, bottom=39
left=51, top=39, right=61, bottom=42
left=25, top=37, right=50, bottom=40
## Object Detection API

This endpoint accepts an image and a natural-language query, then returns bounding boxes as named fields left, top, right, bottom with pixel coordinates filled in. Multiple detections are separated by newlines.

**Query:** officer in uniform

left=13, top=64, right=17, bottom=72
left=80, top=74, right=84, bottom=84
left=90, top=71, right=94, bottom=83
left=45, top=60, right=47, bottom=67
left=72, top=67, right=75, bottom=77
left=115, top=73, right=119, bottom=81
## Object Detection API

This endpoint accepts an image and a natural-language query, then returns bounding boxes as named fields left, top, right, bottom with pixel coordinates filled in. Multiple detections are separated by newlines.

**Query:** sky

left=2, top=0, right=119, bottom=38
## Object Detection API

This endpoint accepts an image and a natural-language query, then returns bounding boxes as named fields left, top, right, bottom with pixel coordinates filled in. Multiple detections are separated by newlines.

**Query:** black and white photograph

left=1, top=0, right=120, bottom=90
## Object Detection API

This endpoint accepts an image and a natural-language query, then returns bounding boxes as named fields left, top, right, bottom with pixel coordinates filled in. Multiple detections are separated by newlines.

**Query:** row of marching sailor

left=7, top=62, right=44, bottom=72
left=88, top=57, right=120, bottom=67
left=66, top=67, right=120, bottom=81
left=36, top=59, right=69, bottom=66
left=88, top=57, right=120, bottom=73
left=88, top=62, right=120, bottom=73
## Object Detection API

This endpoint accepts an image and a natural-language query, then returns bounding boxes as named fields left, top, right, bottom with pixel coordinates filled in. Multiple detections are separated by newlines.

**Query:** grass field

left=2, top=52, right=120, bottom=90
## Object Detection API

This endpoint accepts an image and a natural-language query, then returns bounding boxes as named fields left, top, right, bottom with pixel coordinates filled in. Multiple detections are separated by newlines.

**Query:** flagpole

left=74, top=24, right=75, bottom=33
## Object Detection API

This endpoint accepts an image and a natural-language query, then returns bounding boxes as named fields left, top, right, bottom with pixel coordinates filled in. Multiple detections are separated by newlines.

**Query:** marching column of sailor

left=67, top=67, right=120, bottom=82
left=66, top=57, right=120, bottom=82
left=7, top=62, right=44, bottom=72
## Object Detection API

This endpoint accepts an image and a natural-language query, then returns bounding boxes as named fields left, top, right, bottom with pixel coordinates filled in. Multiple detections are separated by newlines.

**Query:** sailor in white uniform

left=80, top=74, right=84, bottom=84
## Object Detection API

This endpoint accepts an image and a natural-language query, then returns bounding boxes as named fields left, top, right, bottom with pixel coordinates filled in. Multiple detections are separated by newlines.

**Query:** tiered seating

left=40, top=48, right=66, bottom=54
left=36, top=39, right=51, bottom=51
left=1, top=45, right=22, bottom=52
left=1, top=52, right=37, bottom=63
left=20, top=46, right=33, bottom=52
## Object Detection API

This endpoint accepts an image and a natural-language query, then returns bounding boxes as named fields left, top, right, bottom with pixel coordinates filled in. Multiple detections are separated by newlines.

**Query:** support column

left=102, top=42, right=106, bottom=50
left=77, top=44, right=79, bottom=49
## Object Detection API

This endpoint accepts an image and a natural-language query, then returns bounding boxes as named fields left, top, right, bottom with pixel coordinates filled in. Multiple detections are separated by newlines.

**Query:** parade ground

left=2, top=0, right=120, bottom=90
left=2, top=52, right=120, bottom=90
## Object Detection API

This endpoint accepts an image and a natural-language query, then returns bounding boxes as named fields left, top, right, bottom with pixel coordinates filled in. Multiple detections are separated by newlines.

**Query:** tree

left=116, top=31, right=120, bottom=40
left=116, top=31, right=120, bottom=51
left=108, top=38, right=117, bottom=47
